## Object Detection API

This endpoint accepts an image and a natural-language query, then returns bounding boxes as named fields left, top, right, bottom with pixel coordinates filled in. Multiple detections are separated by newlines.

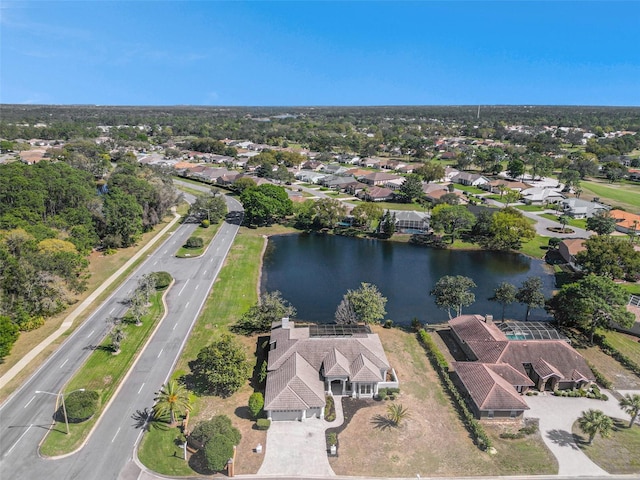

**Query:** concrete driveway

left=257, top=419, right=334, bottom=476
left=524, top=390, right=637, bottom=476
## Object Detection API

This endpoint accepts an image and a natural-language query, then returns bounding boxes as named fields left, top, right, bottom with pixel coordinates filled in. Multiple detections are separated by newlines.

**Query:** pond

left=261, top=233, right=555, bottom=325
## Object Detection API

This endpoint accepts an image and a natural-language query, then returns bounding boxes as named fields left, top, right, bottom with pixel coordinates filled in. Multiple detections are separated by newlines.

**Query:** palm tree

left=578, top=409, right=613, bottom=445
left=619, top=393, right=640, bottom=428
left=153, top=380, right=191, bottom=425
left=387, top=403, right=410, bottom=427
left=559, top=214, right=571, bottom=233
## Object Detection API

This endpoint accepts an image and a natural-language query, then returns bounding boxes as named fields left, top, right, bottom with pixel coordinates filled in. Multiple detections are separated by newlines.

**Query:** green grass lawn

left=620, top=283, right=640, bottom=295
left=581, top=180, right=640, bottom=211
left=516, top=204, right=546, bottom=212
left=519, top=235, right=550, bottom=259
left=572, top=417, right=640, bottom=474
left=40, top=290, right=166, bottom=456
left=139, top=231, right=264, bottom=475
left=175, top=222, right=222, bottom=257
left=453, top=184, right=485, bottom=194
left=539, top=213, right=587, bottom=229
left=345, top=200, right=426, bottom=212
left=599, top=329, right=640, bottom=368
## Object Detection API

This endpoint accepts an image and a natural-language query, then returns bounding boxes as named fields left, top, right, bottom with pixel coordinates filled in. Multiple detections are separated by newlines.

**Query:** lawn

left=572, top=417, right=640, bottom=474
left=345, top=199, right=427, bottom=212
left=139, top=228, right=269, bottom=476
left=516, top=204, right=546, bottom=212
left=39, top=290, right=166, bottom=456
left=581, top=180, right=640, bottom=211
left=539, top=213, right=587, bottom=229
left=454, top=184, right=485, bottom=194
left=328, top=327, right=557, bottom=477
left=175, top=221, right=222, bottom=257
left=600, top=329, right=640, bottom=368
left=519, top=235, right=551, bottom=259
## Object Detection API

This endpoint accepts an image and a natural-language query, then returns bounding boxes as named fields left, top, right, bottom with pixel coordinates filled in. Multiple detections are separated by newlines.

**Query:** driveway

left=524, top=390, right=637, bottom=476
left=258, top=397, right=345, bottom=476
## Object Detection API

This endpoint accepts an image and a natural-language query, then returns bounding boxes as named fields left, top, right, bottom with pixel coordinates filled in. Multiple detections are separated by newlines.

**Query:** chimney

left=282, top=317, right=290, bottom=329
left=485, top=314, right=493, bottom=324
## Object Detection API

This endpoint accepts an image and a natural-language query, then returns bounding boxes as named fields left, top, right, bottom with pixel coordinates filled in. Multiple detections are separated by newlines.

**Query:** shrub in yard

left=248, top=392, right=264, bottom=419
left=201, top=219, right=210, bottom=228
left=189, top=415, right=241, bottom=450
left=203, top=434, right=234, bottom=471
left=185, top=236, right=204, bottom=249
left=151, top=271, right=172, bottom=290
left=256, top=418, right=271, bottom=430
left=64, top=390, right=99, bottom=423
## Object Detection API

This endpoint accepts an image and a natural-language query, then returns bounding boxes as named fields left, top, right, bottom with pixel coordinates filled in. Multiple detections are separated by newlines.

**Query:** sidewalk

left=0, top=212, right=181, bottom=390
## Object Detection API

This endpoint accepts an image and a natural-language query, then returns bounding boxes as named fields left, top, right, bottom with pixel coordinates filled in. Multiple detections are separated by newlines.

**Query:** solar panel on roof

left=308, top=324, right=372, bottom=337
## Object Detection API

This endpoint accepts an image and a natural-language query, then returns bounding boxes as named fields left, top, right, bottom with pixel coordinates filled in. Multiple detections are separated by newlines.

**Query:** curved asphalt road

left=0, top=187, right=242, bottom=480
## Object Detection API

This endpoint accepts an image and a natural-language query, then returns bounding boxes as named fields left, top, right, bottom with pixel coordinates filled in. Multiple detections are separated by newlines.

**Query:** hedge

left=185, top=236, right=204, bottom=249
left=64, top=389, right=99, bottom=423
left=256, top=418, right=271, bottom=430
left=593, top=333, right=640, bottom=378
left=417, top=329, right=492, bottom=450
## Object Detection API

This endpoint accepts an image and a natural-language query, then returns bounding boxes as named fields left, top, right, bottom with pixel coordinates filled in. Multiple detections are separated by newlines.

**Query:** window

left=510, top=410, right=517, bottom=418
left=487, top=410, right=494, bottom=419
left=360, top=384, right=372, bottom=395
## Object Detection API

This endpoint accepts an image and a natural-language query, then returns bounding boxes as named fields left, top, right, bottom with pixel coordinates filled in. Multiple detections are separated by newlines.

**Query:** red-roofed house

left=449, top=314, right=594, bottom=419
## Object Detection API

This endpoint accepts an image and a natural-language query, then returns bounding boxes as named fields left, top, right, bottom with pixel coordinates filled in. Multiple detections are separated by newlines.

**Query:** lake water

left=261, top=233, right=555, bottom=325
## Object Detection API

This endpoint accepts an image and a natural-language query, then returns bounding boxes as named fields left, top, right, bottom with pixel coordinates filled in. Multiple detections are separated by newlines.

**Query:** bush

left=203, top=434, right=234, bottom=471
left=151, top=271, right=172, bottom=290
left=64, top=390, right=99, bottom=423
left=383, top=319, right=394, bottom=329
left=0, top=315, right=19, bottom=359
left=185, top=236, right=204, bottom=249
left=256, top=418, right=271, bottom=430
left=410, top=317, right=422, bottom=331
left=324, top=395, right=336, bottom=421
left=327, top=432, right=337, bottom=445
left=248, top=392, right=264, bottom=419
left=201, top=219, right=210, bottom=228
left=189, top=415, right=241, bottom=450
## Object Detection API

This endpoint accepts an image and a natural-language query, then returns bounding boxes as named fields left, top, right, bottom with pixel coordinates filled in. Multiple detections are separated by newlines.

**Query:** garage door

left=270, top=409, right=302, bottom=421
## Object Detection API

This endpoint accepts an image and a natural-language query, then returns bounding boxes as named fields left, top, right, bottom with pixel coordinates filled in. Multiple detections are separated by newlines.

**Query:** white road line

left=24, top=395, right=36, bottom=409
left=109, top=307, right=115, bottom=314
left=173, top=322, right=178, bottom=330
left=6, top=425, right=32, bottom=455
left=111, top=427, right=121, bottom=443
left=178, top=280, right=189, bottom=296
left=185, top=302, right=189, bottom=308
left=210, top=257, right=214, bottom=262
left=153, top=261, right=158, bottom=266
left=195, top=284, right=199, bottom=290
left=87, top=329, right=95, bottom=338
left=59, top=358, right=68, bottom=369
left=157, top=348, right=163, bottom=358
left=163, top=249, right=168, bottom=254
left=203, top=270, right=207, bottom=276
left=137, top=383, right=145, bottom=394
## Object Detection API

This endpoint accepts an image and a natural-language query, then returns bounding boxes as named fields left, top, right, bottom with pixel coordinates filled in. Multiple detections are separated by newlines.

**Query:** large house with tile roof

left=264, top=318, right=397, bottom=421
left=449, top=314, right=594, bottom=419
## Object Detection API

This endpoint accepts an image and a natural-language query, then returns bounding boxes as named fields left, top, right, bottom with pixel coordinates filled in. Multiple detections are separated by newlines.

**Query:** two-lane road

left=0, top=191, right=242, bottom=480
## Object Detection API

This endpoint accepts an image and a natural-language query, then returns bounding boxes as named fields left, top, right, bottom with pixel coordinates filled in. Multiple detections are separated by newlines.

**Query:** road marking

left=163, top=249, right=168, bottom=254
left=109, top=307, right=115, bottom=314
left=210, top=257, right=214, bottom=262
left=203, top=270, right=207, bottom=276
left=111, top=427, right=121, bottom=443
left=157, top=348, right=163, bottom=358
left=185, top=302, right=189, bottom=308
left=87, top=329, right=95, bottom=338
left=178, top=280, right=189, bottom=296
left=60, top=358, right=69, bottom=369
left=137, top=383, right=145, bottom=394
left=24, top=395, right=36, bottom=409
left=173, top=322, right=178, bottom=330
left=195, top=284, right=199, bottom=291
left=6, top=425, right=32, bottom=455
left=153, top=261, right=158, bottom=266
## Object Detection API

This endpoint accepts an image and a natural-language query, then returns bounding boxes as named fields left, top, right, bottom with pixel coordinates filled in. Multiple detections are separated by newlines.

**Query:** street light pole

left=36, top=388, right=85, bottom=435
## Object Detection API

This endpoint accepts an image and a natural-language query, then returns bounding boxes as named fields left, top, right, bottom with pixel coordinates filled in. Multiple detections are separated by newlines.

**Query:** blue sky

left=1, top=1, right=639, bottom=106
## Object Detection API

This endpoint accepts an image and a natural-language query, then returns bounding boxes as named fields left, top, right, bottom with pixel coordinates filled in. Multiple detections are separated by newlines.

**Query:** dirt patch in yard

left=578, top=344, right=640, bottom=390
left=328, top=326, right=556, bottom=477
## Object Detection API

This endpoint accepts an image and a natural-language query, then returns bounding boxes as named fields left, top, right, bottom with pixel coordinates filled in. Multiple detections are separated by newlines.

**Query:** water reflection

left=262, top=234, right=554, bottom=324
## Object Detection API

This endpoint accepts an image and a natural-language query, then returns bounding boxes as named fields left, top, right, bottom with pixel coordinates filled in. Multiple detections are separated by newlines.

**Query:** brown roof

left=265, top=321, right=390, bottom=411
left=453, top=362, right=530, bottom=412
left=450, top=315, right=506, bottom=342
left=362, top=172, right=401, bottom=182
left=610, top=209, right=640, bottom=229
left=560, top=238, right=586, bottom=256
